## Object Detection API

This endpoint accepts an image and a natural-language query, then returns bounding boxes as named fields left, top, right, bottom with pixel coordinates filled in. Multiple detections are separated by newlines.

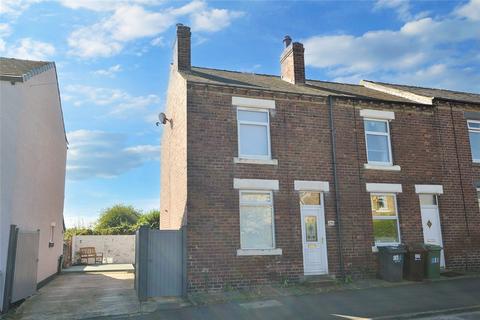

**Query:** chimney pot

left=283, top=35, right=292, bottom=48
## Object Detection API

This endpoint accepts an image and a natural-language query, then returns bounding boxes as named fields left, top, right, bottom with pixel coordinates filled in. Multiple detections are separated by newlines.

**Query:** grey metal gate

left=2, top=225, right=39, bottom=312
left=12, top=230, right=40, bottom=302
left=135, top=226, right=186, bottom=299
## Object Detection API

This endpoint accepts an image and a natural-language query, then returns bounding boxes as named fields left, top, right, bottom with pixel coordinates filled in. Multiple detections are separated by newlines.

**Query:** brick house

left=160, top=24, right=480, bottom=291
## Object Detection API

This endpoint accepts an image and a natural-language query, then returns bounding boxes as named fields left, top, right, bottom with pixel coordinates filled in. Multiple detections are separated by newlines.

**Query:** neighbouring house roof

left=362, top=80, right=480, bottom=105
left=1, top=57, right=68, bottom=144
left=183, top=67, right=424, bottom=104
left=306, top=79, right=414, bottom=103
left=0, top=57, right=54, bottom=82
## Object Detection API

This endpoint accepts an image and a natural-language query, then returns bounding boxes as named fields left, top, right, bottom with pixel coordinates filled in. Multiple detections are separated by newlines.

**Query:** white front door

left=300, top=192, right=328, bottom=275
left=420, top=195, right=445, bottom=268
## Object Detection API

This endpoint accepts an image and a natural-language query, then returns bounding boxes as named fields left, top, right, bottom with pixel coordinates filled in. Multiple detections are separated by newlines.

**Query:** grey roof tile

left=184, top=67, right=418, bottom=103
left=0, top=57, right=51, bottom=78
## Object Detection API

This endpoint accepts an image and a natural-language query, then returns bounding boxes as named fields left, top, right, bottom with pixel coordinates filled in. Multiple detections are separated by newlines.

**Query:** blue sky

left=1, top=0, right=479, bottom=227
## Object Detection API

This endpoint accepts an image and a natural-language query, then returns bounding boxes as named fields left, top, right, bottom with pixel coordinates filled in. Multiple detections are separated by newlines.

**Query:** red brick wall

left=181, top=84, right=480, bottom=291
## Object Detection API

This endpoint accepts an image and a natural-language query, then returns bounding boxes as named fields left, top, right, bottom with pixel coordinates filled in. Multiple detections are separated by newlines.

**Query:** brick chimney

left=173, top=23, right=191, bottom=71
left=280, top=35, right=305, bottom=84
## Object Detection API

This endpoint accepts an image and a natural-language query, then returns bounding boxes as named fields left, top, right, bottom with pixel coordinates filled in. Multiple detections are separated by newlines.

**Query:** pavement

left=9, top=271, right=141, bottom=320
left=92, top=277, right=480, bottom=320
left=417, top=311, right=480, bottom=319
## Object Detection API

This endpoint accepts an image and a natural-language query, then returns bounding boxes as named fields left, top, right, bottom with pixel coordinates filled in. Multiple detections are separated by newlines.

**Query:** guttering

left=328, top=95, right=345, bottom=279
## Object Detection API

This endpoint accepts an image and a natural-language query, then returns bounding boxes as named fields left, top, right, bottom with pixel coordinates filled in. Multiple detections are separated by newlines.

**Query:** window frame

left=364, top=118, right=393, bottom=166
left=419, top=194, right=438, bottom=207
left=370, top=193, right=401, bottom=246
left=477, top=188, right=480, bottom=212
left=237, top=107, right=272, bottom=160
left=298, top=191, right=322, bottom=207
left=467, top=120, right=480, bottom=163
left=239, top=190, right=276, bottom=250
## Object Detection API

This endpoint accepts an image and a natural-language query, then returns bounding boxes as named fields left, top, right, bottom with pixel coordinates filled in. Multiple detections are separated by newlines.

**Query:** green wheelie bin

left=424, top=244, right=442, bottom=279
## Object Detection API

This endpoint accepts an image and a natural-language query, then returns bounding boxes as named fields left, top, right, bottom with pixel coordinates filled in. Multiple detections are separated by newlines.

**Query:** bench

left=79, top=247, right=103, bottom=265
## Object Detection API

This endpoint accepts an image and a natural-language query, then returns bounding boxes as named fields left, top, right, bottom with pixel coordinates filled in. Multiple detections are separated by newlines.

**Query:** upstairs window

left=237, top=108, right=271, bottom=159
left=468, top=120, right=480, bottom=163
left=477, top=188, right=480, bottom=212
left=364, top=119, right=392, bottom=165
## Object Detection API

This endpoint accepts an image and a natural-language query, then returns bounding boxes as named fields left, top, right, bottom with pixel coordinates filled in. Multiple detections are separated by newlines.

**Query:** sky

left=1, top=0, right=479, bottom=227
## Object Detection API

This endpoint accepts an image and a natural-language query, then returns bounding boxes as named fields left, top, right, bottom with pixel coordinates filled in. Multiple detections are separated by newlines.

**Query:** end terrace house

left=160, top=24, right=480, bottom=291
left=0, top=58, right=67, bottom=311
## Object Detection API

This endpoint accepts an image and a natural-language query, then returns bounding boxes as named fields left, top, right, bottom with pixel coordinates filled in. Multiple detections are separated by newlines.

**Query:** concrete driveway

left=12, top=271, right=142, bottom=320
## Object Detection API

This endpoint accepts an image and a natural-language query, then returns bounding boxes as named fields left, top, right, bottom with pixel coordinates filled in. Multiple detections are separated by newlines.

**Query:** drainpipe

left=448, top=103, right=470, bottom=270
left=328, top=96, right=345, bottom=280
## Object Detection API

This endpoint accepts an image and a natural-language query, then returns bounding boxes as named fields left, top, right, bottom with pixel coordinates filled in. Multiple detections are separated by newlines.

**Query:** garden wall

left=72, top=235, right=135, bottom=264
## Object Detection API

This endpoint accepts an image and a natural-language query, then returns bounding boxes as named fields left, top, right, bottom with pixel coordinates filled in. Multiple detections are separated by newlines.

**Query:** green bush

left=64, top=205, right=160, bottom=240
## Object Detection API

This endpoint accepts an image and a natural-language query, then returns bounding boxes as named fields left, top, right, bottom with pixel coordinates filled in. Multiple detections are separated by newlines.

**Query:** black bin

left=378, top=245, right=406, bottom=282
left=404, top=244, right=427, bottom=281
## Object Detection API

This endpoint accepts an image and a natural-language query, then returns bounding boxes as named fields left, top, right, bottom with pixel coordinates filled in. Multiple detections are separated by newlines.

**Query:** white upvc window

left=364, top=119, right=393, bottom=166
left=239, top=190, right=275, bottom=250
left=477, top=188, right=480, bottom=212
left=237, top=108, right=271, bottom=160
left=370, top=193, right=401, bottom=246
left=468, top=120, right=480, bottom=163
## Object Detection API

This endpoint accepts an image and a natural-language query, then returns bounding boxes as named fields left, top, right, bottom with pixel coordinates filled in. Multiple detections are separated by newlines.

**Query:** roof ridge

left=364, top=80, right=480, bottom=97
left=191, top=66, right=280, bottom=79
left=191, top=66, right=363, bottom=87
left=307, top=79, right=362, bottom=87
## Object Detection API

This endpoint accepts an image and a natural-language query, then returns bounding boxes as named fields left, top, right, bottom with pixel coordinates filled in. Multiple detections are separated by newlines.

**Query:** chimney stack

left=280, top=36, right=305, bottom=85
left=173, top=23, right=191, bottom=71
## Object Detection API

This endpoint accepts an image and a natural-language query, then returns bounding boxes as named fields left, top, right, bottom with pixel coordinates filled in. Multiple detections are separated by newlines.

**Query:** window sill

left=234, top=158, right=278, bottom=165
left=237, top=248, right=282, bottom=256
left=364, top=164, right=401, bottom=171
left=372, top=244, right=401, bottom=252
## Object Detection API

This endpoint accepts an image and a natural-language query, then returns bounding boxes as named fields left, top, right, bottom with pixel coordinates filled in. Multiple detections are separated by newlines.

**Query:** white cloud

left=67, top=0, right=244, bottom=58
left=0, top=38, right=55, bottom=60
left=0, top=0, right=42, bottom=17
left=0, top=23, right=12, bottom=37
left=455, top=0, right=480, bottom=21
left=373, top=0, right=429, bottom=21
left=303, top=1, right=480, bottom=93
left=191, top=8, right=244, bottom=32
left=64, top=84, right=160, bottom=117
left=93, top=64, right=122, bottom=77
left=374, top=0, right=412, bottom=21
left=66, top=130, right=160, bottom=180
left=68, top=27, right=123, bottom=58
left=59, top=0, right=164, bottom=12
left=150, top=36, right=165, bottom=47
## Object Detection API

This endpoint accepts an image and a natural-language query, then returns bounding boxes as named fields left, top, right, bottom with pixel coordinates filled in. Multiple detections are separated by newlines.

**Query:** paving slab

left=12, top=272, right=140, bottom=320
